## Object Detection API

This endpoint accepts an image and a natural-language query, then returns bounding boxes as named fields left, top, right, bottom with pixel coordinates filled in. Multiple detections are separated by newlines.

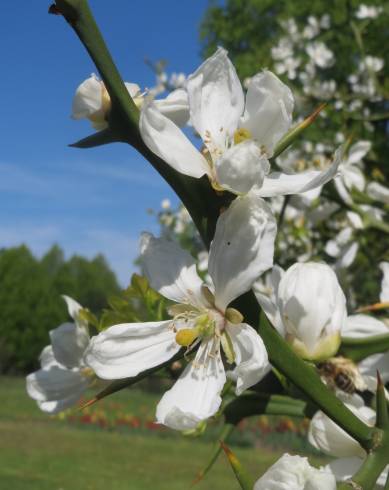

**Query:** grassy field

left=0, top=376, right=321, bottom=489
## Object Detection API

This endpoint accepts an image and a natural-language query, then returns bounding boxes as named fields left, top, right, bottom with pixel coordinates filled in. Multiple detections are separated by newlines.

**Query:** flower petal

left=61, top=295, right=83, bottom=322
left=257, top=146, right=343, bottom=197
left=326, top=457, right=362, bottom=483
left=253, top=265, right=285, bottom=335
left=347, top=141, right=371, bottom=165
left=215, top=141, right=270, bottom=194
left=209, top=193, right=277, bottom=311
left=226, top=323, right=269, bottom=395
left=154, top=88, right=190, bottom=127
left=26, top=366, right=89, bottom=403
left=39, top=345, right=59, bottom=369
left=140, top=232, right=206, bottom=307
left=380, top=262, right=389, bottom=302
left=37, top=393, right=84, bottom=415
left=187, top=47, right=244, bottom=152
left=50, top=322, right=90, bottom=369
left=156, top=340, right=226, bottom=430
left=139, top=101, right=209, bottom=179
left=71, top=74, right=103, bottom=119
left=367, top=182, right=389, bottom=205
left=84, top=320, right=180, bottom=380
left=241, top=71, right=294, bottom=156
left=308, top=403, right=374, bottom=458
left=342, top=314, right=388, bottom=338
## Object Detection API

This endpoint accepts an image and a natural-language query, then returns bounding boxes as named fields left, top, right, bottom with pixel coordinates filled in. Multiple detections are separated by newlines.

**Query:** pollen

left=233, top=127, right=252, bottom=145
left=175, top=328, right=200, bottom=347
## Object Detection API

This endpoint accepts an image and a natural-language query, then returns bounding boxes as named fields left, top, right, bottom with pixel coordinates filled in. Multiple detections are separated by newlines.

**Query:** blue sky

left=0, top=1, right=211, bottom=285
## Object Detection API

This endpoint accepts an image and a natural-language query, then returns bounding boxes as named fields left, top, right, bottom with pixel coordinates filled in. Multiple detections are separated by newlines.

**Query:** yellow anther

left=225, top=307, right=244, bottom=324
left=175, top=327, right=200, bottom=347
left=233, top=128, right=252, bottom=145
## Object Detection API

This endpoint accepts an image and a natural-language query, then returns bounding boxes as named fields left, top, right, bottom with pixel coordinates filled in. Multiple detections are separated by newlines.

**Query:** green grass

left=0, top=376, right=323, bottom=489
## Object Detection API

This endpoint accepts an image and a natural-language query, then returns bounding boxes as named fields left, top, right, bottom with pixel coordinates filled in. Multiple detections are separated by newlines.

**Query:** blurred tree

left=0, top=245, right=120, bottom=374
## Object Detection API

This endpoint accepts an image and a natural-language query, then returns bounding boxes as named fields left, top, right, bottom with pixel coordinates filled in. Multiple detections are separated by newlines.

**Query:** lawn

left=0, top=376, right=321, bottom=489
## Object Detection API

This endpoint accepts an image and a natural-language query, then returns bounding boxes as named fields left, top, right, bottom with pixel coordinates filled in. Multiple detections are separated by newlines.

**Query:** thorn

left=356, top=302, right=389, bottom=313
left=48, top=4, right=62, bottom=15
left=77, top=397, right=98, bottom=411
left=377, top=370, right=383, bottom=387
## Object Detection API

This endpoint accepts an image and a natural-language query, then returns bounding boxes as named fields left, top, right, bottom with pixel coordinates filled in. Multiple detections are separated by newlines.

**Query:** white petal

left=258, top=146, right=342, bottom=198
left=336, top=242, right=358, bottom=269
left=308, top=403, right=374, bottom=458
left=154, top=89, right=190, bottom=127
left=71, top=74, right=103, bottom=119
left=209, top=193, right=277, bottom=311
left=380, top=262, right=389, bottom=302
left=334, top=177, right=353, bottom=205
left=84, top=320, right=180, bottom=380
left=253, top=265, right=285, bottom=335
left=358, top=353, right=389, bottom=383
left=26, top=366, right=89, bottom=403
left=140, top=233, right=206, bottom=307
left=139, top=101, right=210, bottom=178
left=37, top=392, right=84, bottom=414
left=187, top=47, right=244, bottom=151
left=347, top=141, right=371, bottom=165
left=39, top=345, right=59, bottom=369
left=241, top=70, right=294, bottom=156
left=342, top=166, right=365, bottom=192
left=50, top=322, right=90, bottom=369
left=254, top=453, right=336, bottom=490
left=215, top=141, right=270, bottom=194
left=326, top=457, right=362, bottom=483
left=156, top=339, right=226, bottom=430
left=226, top=323, right=269, bottom=395
left=367, top=182, right=389, bottom=205
left=62, top=295, right=83, bottom=321
left=124, top=82, right=141, bottom=99
left=342, top=314, right=388, bottom=338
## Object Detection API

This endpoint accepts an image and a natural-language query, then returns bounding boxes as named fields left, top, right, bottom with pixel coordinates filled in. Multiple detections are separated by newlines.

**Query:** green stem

left=340, top=334, right=389, bottom=363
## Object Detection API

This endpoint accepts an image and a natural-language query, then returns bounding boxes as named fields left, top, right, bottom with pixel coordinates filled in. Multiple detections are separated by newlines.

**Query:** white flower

left=140, top=47, right=341, bottom=197
left=334, top=141, right=370, bottom=204
left=274, top=57, right=301, bottom=80
left=271, top=38, right=294, bottom=60
left=276, top=262, right=346, bottom=360
left=26, top=296, right=93, bottom=414
left=310, top=401, right=389, bottom=487
left=254, top=453, right=336, bottom=490
left=325, top=227, right=359, bottom=271
left=355, top=4, right=383, bottom=19
left=367, top=181, right=389, bottom=204
left=72, top=74, right=189, bottom=130
left=363, top=56, right=384, bottom=73
left=306, top=42, right=334, bottom=68
left=85, top=194, right=276, bottom=430
left=380, top=262, right=389, bottom=302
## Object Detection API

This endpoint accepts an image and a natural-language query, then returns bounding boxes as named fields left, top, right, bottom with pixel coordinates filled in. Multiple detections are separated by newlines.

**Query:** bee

left=317, top=357, right=366, bottom=394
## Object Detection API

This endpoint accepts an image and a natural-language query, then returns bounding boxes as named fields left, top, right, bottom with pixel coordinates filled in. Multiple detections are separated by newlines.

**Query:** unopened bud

left=277, top=262, right=345, bottom=361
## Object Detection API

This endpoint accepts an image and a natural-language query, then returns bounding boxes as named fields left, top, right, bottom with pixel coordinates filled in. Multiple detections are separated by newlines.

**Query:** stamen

left=233, top=128, right=252, bottom=145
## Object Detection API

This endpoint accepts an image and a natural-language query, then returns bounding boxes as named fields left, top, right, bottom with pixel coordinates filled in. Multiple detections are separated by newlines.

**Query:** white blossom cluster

left=26, top=38, right=389, bottom=488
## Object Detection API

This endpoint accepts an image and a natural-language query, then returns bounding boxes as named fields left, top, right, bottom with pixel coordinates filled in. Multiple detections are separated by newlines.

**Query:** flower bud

left=277, top=262, right=346, bottom=361
left=71, top=74, right=141, bottom=130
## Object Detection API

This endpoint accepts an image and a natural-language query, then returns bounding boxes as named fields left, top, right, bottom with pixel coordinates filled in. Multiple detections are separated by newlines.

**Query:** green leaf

left=339, top=333, right=389, bottom=363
